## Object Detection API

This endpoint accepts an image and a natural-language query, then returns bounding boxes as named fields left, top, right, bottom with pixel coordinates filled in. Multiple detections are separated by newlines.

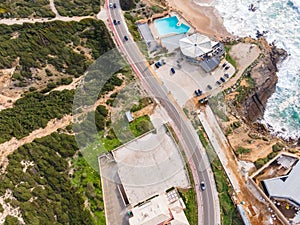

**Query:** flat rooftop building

left=129, top=190, right=189, bottom=225
left=263, top=160, right=300, bottom=207
left=112, top=125, right=190, bottom=206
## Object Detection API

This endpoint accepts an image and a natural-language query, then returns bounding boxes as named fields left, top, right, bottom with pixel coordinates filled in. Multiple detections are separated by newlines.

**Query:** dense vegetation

left=0, top=0, right=55, bottom=18
left=0, top=90, right=74, bottom=143
left=0, top=133, right=96, bottom=225
left=120, top=0, right=136, bottom=11
left=55, top=0, right=100, bottom=16
left=0, top=19, right=114, bottom=83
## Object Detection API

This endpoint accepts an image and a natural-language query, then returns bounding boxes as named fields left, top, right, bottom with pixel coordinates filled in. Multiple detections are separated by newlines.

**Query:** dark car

left=224, top=73, right=230, bottom=78
left=207, top=84, right=212, bottom=90
left=216, top=80, right=221, bottom=86
left=222, top=62, right=227, bottom=68
left=113, top=19, right=117, bottom=25
left=117, top=20, right=120, bottom=24
left=197, top=89, right=202, bottom=95
left=200, top=181, right=206, bottom=191
left=124, top=35, right=128, bottom=41
left=157, top=61, right=162, bottom=67
left=195, top=90, right=200, bottom=96
left=113, top=3, right=117, bottom=8
left=220, top=77, right=226, bottom=82
left=198, top=97, right=208, bottom=104
left=224, top=66, right=230, bottom=70
left=170, top=67, right=175, bottom=74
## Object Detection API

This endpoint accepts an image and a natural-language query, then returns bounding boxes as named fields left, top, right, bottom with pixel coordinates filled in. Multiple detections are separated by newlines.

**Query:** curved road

left=106, top=2, right=220, bottom=225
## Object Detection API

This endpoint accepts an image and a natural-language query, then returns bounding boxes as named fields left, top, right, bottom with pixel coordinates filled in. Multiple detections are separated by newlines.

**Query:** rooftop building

left=263, top=161, right=300, bottom=207
left=129, top=190, right=189, bottom=225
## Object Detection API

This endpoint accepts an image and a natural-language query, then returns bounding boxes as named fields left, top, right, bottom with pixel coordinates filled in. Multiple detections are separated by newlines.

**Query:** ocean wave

left=213, top=0, right=300, bottom=139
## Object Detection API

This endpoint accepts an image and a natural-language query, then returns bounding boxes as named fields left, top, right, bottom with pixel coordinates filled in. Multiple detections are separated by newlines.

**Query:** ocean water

left=203, top=0, right=300, bottom=140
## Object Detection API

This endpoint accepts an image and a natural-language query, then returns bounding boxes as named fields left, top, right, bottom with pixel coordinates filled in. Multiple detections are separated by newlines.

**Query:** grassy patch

left=197, top=130, right=243, bottom=225
left=235, top=146, right=251, bottom=157
left=71, top=155, right=106, bottom=224
left=224, top=45, right=237, bottom=69
left=178, top=188, right=197, bottom=225
left=208, top=94, right=229, bottom=122
left=129, top=115, right=153, bottom=137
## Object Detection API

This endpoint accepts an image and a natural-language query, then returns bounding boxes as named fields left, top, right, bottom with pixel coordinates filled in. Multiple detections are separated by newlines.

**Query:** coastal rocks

left=242, top=39, right=288, bottom=122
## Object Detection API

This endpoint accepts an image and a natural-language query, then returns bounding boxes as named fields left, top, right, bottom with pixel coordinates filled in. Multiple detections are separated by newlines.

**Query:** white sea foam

left=211, top=0, right=300, bottom=139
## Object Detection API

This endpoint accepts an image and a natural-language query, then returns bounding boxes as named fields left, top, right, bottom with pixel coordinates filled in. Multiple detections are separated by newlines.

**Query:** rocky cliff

left=242, top=39, right=288, bottom=122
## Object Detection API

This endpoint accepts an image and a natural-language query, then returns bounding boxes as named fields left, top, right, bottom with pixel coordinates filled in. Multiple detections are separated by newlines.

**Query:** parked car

left=222, top=62, right=227, bottom=67
left=224, top=66, right=230, bottom=70
left=113, top=19, right=117, bottom=25
left=157, top=61, right=162, bottom=67
left=207, top=84, right=212, bottom=90
left=113, top=3, right=117, bottom=8
left=195, top=90, right=200, bottom=96
left=216, top=80, right=221, bottom=86
left=109, top=3, right=113, bottom=8
left=154, top=62, right=160, bottom=68
left=224, top=73, right=230, bottom=78
left=170, top=67, right=175, bottom=74
left=194, top=89, right=202, bottom=96
left=200, top=181, right=206, bottom=191
left=198, top=97, right=208, bottom=104
left=197, top=89, right=202, bottom=95
left=220, top=77, right=226, bottom=82
left=117, top=20, right=120, bottom=24
left=124, top=35, right=128, bottom=41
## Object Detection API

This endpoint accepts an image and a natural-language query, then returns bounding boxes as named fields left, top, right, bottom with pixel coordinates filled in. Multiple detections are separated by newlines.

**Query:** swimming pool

left=154, top=16, right=190, bottom=36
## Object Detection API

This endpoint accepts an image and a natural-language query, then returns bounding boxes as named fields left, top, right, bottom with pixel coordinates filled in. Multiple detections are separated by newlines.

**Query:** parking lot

left=153, top=51, right=235, bottom=107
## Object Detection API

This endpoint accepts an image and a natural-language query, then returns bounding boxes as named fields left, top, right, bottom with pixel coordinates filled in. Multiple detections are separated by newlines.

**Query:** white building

left=179, top=33, right=225, bottom=72
left=129, top=189, right=189, bottom=225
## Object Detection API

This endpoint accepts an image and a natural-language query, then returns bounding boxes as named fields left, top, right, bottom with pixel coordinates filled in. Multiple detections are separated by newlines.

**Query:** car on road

left=200, top=181, right=206, bottom=191
left=109, top=3, right=113, bottom=8
left=113, top=3, right=117, bottom=8
left=124, top=35, right=128, bottom=41
left=220, top=77, right=226, bottom=82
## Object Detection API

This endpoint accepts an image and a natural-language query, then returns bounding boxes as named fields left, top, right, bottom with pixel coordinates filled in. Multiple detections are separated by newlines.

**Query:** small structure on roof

left=125, top=111, right=134, bottom=123
left=129, top=189, right=189, bottom=225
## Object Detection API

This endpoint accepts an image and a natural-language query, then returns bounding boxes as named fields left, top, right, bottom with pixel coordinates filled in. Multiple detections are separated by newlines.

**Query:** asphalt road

left=106, top=2, right=219, bottom=225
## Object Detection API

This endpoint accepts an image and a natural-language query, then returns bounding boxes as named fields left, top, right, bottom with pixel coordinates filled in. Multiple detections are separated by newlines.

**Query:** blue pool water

left=154, top=16, right=190, bottom=36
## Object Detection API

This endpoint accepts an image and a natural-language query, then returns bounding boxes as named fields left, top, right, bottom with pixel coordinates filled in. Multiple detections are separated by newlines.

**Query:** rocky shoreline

left=242, top=38, right=288, bottom=123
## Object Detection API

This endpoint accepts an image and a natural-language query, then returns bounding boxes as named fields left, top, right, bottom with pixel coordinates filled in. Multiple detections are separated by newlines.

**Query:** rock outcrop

left=242, top=39, right=288, bottom=122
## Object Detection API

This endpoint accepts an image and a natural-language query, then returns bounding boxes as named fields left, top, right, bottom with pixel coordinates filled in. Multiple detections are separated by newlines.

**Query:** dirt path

left=0, top=115, right=72, bottom=173
left=0, top=14, right=96, bottom=25
left=49, top=0, right=61, bottom=18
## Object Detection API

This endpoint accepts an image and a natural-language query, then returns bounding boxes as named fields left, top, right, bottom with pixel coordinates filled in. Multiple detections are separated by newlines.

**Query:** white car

left=109, top=3, right=113, bottom=8
left=200, top=181, right=206, bottom=191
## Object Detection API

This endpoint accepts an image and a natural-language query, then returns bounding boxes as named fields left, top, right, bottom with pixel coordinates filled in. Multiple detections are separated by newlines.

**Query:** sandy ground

left=166, top=0, right=232, bottom=39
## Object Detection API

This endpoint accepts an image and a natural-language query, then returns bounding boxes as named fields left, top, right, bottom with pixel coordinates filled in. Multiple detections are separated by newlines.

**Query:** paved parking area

left=153, top=51, right=235, bottom=107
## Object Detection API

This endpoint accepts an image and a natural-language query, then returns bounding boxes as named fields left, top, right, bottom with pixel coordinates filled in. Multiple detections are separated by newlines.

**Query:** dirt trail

left=0, top=115, right=72, bottom=172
